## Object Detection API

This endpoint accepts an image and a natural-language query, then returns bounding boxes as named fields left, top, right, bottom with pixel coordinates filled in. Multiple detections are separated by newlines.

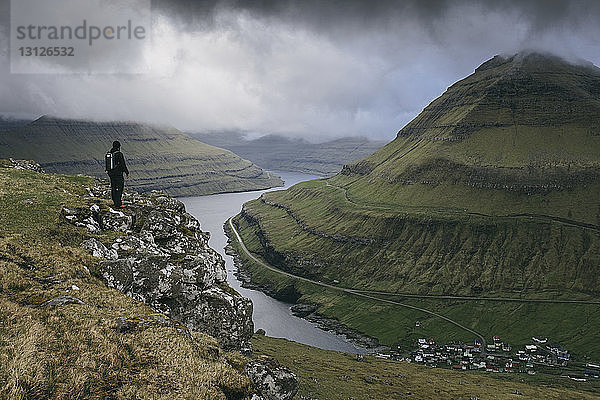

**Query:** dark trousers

left=110, top=175, right=125, bottom=207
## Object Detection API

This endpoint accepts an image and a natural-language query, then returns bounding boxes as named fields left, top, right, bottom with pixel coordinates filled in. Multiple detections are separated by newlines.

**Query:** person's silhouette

left=105, top=140, right=129, bottom=208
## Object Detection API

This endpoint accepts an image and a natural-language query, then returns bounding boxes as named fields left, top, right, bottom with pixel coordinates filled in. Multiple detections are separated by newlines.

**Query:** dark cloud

left=0, top=0, right=599, bottom=140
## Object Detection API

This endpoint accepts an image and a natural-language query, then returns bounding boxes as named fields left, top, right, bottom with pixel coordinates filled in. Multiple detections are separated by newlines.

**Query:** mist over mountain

left=190, top=131, right=387, bottom=176
left=1, top=1, right=600, bottom=141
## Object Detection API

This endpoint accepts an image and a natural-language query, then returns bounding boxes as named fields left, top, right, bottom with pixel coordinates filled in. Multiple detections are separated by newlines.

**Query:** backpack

left=105, top=151, right=116, bottom=172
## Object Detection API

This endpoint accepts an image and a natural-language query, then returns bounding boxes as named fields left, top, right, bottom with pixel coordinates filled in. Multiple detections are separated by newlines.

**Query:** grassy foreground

left=0, top=166, right=253, bottom=399
left=253, top=335, right=599, bottom=399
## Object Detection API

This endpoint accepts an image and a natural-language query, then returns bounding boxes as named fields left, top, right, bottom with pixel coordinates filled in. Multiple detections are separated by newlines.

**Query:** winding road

left=228, top=218, right=489, bottom=350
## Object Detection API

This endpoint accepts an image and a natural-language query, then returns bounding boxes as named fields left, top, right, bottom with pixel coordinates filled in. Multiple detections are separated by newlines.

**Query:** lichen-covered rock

left=82, top=238, right=118, bottom=260
left=3, top=158, right=45, bottom=172
left=72, top=184, right=254, bottom=350
left=101, top=258, right=134, bottom=292
left=244, top=357, right=299, bottom=400
left=61, top=206, right=102, bottom=234
left=102, top=207, right=134, bottom=232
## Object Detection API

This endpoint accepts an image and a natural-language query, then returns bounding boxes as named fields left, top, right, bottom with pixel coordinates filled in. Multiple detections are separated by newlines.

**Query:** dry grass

left=0, top=167, right=253, bottom=399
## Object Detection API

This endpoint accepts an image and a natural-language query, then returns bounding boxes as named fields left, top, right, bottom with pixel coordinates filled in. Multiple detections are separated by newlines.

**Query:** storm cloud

left=1, top=0, right=599, bottom=140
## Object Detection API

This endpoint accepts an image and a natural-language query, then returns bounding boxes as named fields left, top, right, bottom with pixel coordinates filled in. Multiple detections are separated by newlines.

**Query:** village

left=389, top=334, right=600, bottom=381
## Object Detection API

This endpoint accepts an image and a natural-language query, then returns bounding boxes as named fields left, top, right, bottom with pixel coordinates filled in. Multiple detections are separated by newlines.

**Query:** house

left=547, top=344, right=570, bottom=361
left=502, top=343, right=512, bottom=352
left=525, top=345, right=537, bottom=352
left=584, top=368, right=600, bottom=379
left=532, top=337, right=548, bottom=344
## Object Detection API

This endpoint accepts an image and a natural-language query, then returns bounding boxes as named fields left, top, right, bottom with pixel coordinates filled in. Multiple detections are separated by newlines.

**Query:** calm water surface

left=180, top=171, right=366, bottom=354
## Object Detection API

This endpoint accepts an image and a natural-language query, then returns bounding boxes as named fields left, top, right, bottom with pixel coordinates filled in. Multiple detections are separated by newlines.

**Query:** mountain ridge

left=189, top=130, right=388, bottom=176
left=0, top=115, right=283, bottom=196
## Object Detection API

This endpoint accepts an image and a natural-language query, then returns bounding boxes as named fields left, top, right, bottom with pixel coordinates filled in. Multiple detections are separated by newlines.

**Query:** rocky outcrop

left=244, top=356, right=299, bottom=400
left=2, top=158, right=45, bottom=172
left=65, top=183, right=254, bottom=350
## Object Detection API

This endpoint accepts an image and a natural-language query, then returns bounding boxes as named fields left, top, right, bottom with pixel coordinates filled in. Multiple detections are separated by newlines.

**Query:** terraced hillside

left=0, top=116, right=283, bottom=196
left=232, top=53, right=600, bottom=357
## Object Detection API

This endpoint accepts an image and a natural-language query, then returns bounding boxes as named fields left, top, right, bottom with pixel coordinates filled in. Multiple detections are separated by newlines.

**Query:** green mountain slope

left=231, top=52, right=600, bottom=357
left=0, top=116, right=283, bottom=196
left=190, top=131, right=387, bottom=176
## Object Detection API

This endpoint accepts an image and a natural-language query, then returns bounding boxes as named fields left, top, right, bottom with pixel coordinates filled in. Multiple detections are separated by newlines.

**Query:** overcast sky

left=1, top=0, right=599, bottom=141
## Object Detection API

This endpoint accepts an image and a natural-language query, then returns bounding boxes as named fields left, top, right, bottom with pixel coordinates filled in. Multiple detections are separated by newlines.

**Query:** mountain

left=0, top=116, right=283, bottom=196
left=189, top=131, right=387, bottom=176
left=230, top=52, right=600, bottom=358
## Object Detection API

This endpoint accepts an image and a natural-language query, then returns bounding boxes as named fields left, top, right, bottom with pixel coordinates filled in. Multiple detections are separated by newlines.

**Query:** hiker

left=105, top=140, right=129, bottom=208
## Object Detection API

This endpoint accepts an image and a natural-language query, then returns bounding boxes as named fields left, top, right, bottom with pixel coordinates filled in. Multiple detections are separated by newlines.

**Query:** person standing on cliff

left=105, top=140, right=130, bottom=208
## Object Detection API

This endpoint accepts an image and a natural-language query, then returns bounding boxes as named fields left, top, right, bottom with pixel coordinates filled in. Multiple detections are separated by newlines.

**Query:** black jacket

left=107, top=148, right=129, bottom=178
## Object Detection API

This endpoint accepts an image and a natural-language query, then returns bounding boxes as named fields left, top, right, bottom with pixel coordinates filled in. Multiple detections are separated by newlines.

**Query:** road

left=228, top=217, right=489, bottom=350
left=324, top=180, right=600, bottom=233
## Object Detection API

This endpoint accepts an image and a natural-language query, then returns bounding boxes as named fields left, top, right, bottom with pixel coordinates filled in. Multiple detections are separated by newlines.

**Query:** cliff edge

left=0, top=159, right=297, bottom=400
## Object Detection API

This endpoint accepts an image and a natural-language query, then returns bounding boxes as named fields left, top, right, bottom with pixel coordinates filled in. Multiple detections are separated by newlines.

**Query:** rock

left=244, top=357, right=299, bottom=400
left=75, top=183, right=255, bottom=350
left=141, top=209, right=180, bottom=239
left=116, top=317, right=138, bottom=333
left=42, top=295, right=85, bottom=307
left=150, top=194, right=186, bottom=213
left=173, top=285, right=253, bottom=350
left=111, top=232, right=166, bottom=257
left=102, top=207, right=134, bottom=232
left=255, top=329, right=266, bottom=336
left=290, top=303, right=318, bottom=318
left=81, top=238, right=118, bottom=260
left=61, top=207, right=102, bottom=234
left=101, top=258, right=134, bottom=292
left=363, top=375, right=379, bottom=384
left=4, top=158, right=45, bottom=172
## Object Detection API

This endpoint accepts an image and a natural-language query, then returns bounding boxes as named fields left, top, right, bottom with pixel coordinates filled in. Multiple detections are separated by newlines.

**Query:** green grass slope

left=0, top=116, right=283, bottom=196
left=232, top=52, right=600, bottom=358
left=0, top=164, right=254, bottom=399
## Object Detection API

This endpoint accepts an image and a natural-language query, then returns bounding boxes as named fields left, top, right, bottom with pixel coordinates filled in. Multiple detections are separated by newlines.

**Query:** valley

left=228, top=53, right=600, bottom=370
left=190, top=131, right=387, bottom=177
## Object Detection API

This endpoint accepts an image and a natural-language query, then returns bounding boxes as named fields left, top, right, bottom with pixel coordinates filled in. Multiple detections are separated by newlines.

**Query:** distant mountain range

left=189, top=131, right=387, bottom=176
left=232, top=52, right=600, bottom=358
left=0, top=116, right=283, bottom=196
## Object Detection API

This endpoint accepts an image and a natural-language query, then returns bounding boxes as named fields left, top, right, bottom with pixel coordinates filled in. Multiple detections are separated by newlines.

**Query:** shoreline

left=223, top=229, right=390, bottom=355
